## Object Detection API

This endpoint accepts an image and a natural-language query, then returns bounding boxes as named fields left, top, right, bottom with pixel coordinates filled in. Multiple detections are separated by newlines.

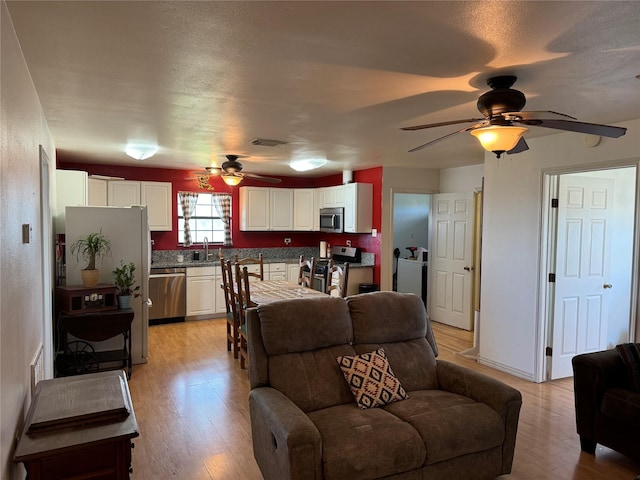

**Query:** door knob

left=464, top=266, right=474, bottom=272
left=603, top=283, right=613, bottom=289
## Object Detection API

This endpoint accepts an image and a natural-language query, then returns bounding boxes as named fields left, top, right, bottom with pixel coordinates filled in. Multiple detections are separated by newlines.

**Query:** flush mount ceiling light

left=125, top=144, right=158, bottom=160
left=289, top=158, right=327, bottom=172
left=470, top=125, right=528, bottom=158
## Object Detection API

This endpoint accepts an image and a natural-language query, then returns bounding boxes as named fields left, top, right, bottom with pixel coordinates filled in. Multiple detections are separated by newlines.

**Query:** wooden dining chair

left=233, top=253, right=264, bottom=281
left=234, top=264, right=256, bottom=370
left=220, top=259, right=241, bottom=359
left=298, top=255, right=316, bottom=288
left=326, top=262, right=350, bottom=298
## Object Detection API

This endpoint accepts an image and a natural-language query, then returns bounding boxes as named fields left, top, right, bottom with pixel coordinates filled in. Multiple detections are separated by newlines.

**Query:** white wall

left=479, top=119, right=640, bottom=380
left=439, top=164, right=484, bottom=193
left=381, top=167, right=439, bottom=291
left=1, top=3, right=56, bottom=478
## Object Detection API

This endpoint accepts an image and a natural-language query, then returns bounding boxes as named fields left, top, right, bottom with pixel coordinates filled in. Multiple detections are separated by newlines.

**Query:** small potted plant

left=70, top=230, right=111, bottom=287
left=113, top=261, right=140, bottom=309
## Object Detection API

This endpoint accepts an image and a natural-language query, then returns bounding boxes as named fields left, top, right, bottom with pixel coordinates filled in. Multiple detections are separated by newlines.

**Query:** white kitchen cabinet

left=239, top=187, right=270, bottom=231
left=106, top=180, right=172, bottom=231
left=108, top=180, right=140, bottom=207
left=186, top=266, right=220, bottom=317
left=240, top=187, right=293, bottom=231
left=321, top=185, right=345, bottom=208
left=268, top=263, right=287, bottom=280
left=293, top=189, right=316, bottom=231
left=343, top=183, right=373, bottom=233
left=287, top=263, right=299, bottom=283
left=88, top=177, right=108, bottom=206
left=55, top=170, right=88, bottom=233
left=270, top=188, right=294, bottom=230
left=141, top=181, right=173, bottom=231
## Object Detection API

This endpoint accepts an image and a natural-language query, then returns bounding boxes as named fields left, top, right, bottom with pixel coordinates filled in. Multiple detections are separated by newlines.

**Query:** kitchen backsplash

left=152, top=247, right=374, bottom=266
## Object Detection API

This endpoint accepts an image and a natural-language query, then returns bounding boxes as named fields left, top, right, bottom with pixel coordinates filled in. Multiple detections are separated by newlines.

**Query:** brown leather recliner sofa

left=247, top=291, right=522, bottom=480
left=572, top=348, right=640, bottom=462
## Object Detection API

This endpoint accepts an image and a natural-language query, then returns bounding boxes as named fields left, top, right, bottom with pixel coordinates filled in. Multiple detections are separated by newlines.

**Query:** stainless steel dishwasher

left=149, top=267, right=186, bottom=321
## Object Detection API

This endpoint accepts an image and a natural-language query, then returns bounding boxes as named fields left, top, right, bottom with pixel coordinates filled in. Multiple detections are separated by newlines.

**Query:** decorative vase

left=81, top=269, right=100, bottom=287
left=118, top=295, right=132, bottom=309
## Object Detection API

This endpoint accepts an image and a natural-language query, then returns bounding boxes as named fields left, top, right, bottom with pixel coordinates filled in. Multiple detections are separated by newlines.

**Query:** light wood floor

left=128, top=317, right=640, bottom=479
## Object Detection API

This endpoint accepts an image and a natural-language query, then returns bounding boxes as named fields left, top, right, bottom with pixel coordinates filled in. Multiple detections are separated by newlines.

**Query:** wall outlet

left=346, top=240, right=352, bottom=247
left=371, top=228, right=377, bottom=237
left=284, top=238, right=291, bottom=245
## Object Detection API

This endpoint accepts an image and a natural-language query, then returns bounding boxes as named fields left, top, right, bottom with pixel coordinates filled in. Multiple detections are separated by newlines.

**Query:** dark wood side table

left=56, top=308, right=134, bottom=379
left=14, top=370, right=139, bottom=479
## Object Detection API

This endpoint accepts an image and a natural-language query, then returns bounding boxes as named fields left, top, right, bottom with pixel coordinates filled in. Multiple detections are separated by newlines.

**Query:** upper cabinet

left=293, top=189, right=316, bottom=231
left=88, top=177, right=108, bottom=206
left=107, top=180, right=140, bottom=207
left=343, top=183, right=373, bottom=233
left=240, top=187, right=293, bottom=231
left=96, top=179, right=173, bottom=231
left=140, top=181, right=173, bottom=231
left=240, top=184, right=372, bottom=233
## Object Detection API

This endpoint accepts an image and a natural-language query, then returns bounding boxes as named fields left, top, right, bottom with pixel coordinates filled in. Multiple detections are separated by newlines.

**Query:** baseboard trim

left=477, top=356, right=536, bottom=382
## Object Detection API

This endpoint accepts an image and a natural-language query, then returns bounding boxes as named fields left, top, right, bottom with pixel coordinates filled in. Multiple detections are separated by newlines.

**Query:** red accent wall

left=58, top=155, right=383, bottom=286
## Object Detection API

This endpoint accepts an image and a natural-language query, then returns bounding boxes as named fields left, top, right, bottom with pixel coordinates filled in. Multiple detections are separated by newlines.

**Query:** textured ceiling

left=6, top=1, right=640, bottom=177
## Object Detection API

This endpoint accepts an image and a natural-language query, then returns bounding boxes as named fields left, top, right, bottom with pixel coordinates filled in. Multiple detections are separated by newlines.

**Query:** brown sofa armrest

left=571, top=349, right=627, bottom=444
left=249, top=387, right=322, bottom=480
left=436, top=360, right=522, bottom=474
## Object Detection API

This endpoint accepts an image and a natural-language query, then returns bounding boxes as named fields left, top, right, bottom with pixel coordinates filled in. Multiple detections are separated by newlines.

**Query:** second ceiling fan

left=204, top=155, right=281, bottom=186
left=401, top=75, right=627, bottom=158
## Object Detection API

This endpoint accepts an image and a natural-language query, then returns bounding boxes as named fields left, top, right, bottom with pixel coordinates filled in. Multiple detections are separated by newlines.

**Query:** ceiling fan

left=197, top=155, right=282, bottom=187
left=401, top=75, right=627, bottom=158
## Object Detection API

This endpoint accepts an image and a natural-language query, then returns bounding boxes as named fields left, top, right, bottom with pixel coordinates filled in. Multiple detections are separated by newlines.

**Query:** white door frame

left=537, top=161, right=640, bottom=383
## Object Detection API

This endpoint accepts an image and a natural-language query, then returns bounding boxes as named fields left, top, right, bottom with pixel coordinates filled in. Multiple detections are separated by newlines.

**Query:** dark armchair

left=572, top=348, right=640, bottom=462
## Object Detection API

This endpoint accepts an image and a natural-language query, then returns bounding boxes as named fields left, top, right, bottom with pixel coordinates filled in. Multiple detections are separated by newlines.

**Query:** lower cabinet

left=268, top=263, right=286, bottom=280
left=346, top=267, right=374, bottom=296
left=186, top=266, right=222, bottom=317
left=287, top=263, right=299, bottom=284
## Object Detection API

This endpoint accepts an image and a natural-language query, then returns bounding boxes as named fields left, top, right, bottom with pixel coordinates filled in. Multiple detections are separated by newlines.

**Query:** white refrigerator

left=65, top=206, right=150, bottom=364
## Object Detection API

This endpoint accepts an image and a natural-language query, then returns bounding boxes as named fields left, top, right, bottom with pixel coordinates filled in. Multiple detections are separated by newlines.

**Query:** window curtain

left=212, top=193, right=232, bottom=246
left=178, top=191, right=198, bottom=247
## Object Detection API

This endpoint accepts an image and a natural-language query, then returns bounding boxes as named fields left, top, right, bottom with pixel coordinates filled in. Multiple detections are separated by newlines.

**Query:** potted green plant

left=113, top=261, right=140, bottom=309
left=70, top=230, right=111, bottom=287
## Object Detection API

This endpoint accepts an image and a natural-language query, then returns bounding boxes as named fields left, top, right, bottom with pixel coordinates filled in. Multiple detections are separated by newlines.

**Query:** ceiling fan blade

left=507, top=137, right=529, bottom=155
left=401, top=118, right=485, bottom=131
left=243, top=173, right=282, bottom=184
left=408, top=123, right=486, bottom=153
left=504, top=110, right=577, bottom=121
left=515, top=118, right=627, bottom=138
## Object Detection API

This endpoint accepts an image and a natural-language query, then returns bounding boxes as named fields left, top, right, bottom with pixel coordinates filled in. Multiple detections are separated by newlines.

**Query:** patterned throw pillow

left=336, top=348, right=408, bottom=409
left=616, top=343, right=640, bottom=391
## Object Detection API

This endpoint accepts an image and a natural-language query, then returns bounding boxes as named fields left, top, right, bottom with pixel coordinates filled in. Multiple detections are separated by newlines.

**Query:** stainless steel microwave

left=319, top=207, right=344, bottom=233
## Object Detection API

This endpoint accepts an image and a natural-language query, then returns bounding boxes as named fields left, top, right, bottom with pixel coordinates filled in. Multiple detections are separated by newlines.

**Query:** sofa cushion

left=257, top=296, right=352, bottom=355
left=308, top=404, right=425, bottom=480
left=270, top=345, right=357, bottom=413
left=347, top=292, right=438, bottom=356
left=601, top=388, right=640, bottom=428
left=355, top=338, right=439, bottom=392
left=337, top=348, right=408, bottom=409
left=384, top=390, right=505, bottom=465
left=615, top=343, right=640, bottom=391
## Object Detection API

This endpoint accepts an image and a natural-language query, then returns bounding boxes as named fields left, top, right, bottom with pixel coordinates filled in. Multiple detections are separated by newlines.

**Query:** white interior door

left=551, top=175, right=614, bottom=379
left=430, top=192, right=474, bottom=330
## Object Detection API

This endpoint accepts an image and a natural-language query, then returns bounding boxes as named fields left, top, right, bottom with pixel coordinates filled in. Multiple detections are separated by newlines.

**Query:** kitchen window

left=178, top=192, right=232, bottom=245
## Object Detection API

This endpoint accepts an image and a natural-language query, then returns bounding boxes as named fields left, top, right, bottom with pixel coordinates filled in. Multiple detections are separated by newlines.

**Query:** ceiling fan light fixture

left=470, top=125, right=528, bottom=157
left=221, top=174, right=243, bottom=186
left=124, top=143, right=158, bottom=160
left=289, top=158, right=327, bottom=172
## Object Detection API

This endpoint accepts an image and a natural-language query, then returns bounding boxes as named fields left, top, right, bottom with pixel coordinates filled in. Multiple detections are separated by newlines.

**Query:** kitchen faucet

left=203, top=237, right=209, bottom=261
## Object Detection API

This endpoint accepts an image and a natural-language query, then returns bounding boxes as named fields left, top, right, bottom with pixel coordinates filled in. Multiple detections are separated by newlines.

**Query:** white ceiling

left=7, top=1, right=640, bottom=177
